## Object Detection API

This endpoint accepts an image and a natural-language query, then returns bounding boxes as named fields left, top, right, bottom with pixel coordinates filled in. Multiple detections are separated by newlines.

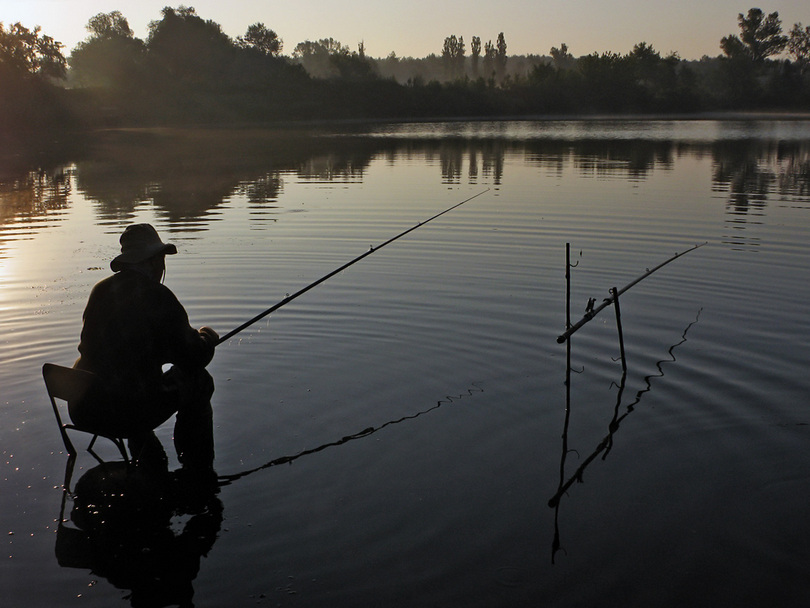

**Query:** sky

left=2, top=1, right=808, bottom=60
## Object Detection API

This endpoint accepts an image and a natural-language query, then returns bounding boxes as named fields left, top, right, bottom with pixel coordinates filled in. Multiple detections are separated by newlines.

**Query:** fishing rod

left=556, top=241, right=706, bottom=344
left=216, top=188, right=490, bottom=345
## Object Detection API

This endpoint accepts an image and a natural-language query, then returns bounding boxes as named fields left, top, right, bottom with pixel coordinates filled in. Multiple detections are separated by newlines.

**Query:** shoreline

left=87, top=110, right=810, bottom=136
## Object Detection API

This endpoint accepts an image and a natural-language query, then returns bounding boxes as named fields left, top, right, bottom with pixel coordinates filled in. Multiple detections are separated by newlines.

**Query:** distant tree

left=719, top=34, right=749, bottom=59
left=550, top=42, right=574, bottom=70
left=442, top=34, right=465, bottom=79
left=147, top=6, right=235, bottom=84
left=293, top=38, right=353, bottom=78
left=331, top=51, right=376, bottom=80
left=495, top=32, right=507, bottom=82
left=0, top=21, right=66, bottom=79
left=69, top=12, right=146, bottom=88
left=470, top=36, right=481, bottom=77
left=294, top=38, right=349, bottom=58
left=628, top=41, right=661, bottom=79
left=0, top=22, right=70, bottom=137
left=482, top=39, right=495, bottom=79
left=86, top=11, right=133, bottom=40
left=721, top=8, right=787, bottom=61
left=788, top=23, right=810, bottom=71
left=577, top=51, right=640, bottom=111
left=238, top=22, right=282, bottom=56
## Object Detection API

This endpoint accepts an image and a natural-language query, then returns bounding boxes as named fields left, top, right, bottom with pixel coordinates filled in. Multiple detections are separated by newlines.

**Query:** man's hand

left=199, top=326, right=219, bottom=346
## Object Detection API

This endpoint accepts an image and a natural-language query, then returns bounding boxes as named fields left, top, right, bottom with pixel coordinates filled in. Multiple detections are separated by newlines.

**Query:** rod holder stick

left=611, top=286, right=627, bottom=373
left=565, top=243, right=572, bottom=333
left=556, top=242, right=706, bottom=344
left=552, top=243, right=574, bottom=562
left=217, top=189, right=490, bottom=345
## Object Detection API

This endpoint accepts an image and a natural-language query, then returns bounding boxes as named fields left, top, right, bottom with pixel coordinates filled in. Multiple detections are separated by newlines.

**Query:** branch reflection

left=550, top=309, right=702, bottom=563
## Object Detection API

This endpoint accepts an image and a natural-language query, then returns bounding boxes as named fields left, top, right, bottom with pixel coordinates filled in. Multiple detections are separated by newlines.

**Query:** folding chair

left=42, top=363, right=130, bottom=463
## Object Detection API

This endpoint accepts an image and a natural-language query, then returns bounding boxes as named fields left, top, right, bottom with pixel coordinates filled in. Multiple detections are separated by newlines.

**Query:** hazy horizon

left=4, top=0, right=808, bottom=61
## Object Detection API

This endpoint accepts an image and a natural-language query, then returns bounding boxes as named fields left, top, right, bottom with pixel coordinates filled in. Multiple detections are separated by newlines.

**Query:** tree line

left=1, top=6, right=809, bottom=140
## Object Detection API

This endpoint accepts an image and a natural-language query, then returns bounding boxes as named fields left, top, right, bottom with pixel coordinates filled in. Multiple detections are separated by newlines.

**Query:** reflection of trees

left=0, top=166, right=74, bottom=260
left=712, top=140, right=810, bottom=249
left=71, top=131, right=383, bottom=224
left=239, top=173, right=283, bottom=205
left=713, top=140, right=774, bottom=215
left=0, top=167, right=72, bottom=225
left=3, top=130, right=810, bottom=234
left=713, top=140, right=810, bottom=211
left=296, top=153, right=368, bottom=182
left=523, top=139, right=676, bottom=179
left=440, top=145, right=464, bottom=183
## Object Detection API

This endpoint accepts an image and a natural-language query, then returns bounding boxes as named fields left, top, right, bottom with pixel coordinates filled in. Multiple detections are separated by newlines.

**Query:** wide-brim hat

left=110, top=223, right=177, bottom=272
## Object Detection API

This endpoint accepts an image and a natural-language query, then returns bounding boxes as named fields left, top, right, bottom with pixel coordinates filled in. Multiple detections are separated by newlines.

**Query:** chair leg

left=86, top=435, right=105, bottom=464
left=113, top=439, right=130, bottom=464
left=59, top=426, right=78, bottom=456
left=85, top=434, right=129, bottom=464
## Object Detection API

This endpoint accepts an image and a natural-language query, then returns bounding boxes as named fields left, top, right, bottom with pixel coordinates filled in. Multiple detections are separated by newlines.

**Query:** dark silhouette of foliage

left=788, top=23, right=810, bottom=71
left=482, top=40, right=495, bottom=80
left=69, top=13, right=147, bottom=90
left=3, top=6, right=810, bottom=138
left=86, top=11, right=133, bottom=40
left=470, top=36, right=481, bottom=78
left=495, top=32, right=508, bottom=82
left=550, top=43, right=575, bottom=70
left=293, top=38, right=351, bottom=78
left=0, top=22, right=73, bottom=140
left=146, top=6, right=235, bottom=86
left=238, top=23, right=282, bottom=56
left=721, top=8, right=788, bottom=61
left=442, top=35, right=466, bottom=80
left=0, top=22, right=66, bottom=79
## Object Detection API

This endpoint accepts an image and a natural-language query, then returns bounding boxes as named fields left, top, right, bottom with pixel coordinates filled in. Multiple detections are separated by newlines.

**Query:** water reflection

left=1, top=127, right=809, bottom=244
left=550, top=310, right=702, bottom=563
left=54, top=383, right=483, bottom=604
left=0, top=166, right=72, bottom=238
left=56, top=456, right=222, bottom=607
left=710, top=140, right=810, bottom=250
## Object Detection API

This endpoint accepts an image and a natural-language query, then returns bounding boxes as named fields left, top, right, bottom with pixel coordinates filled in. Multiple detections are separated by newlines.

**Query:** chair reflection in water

left=42, top=363, right=130, bottom=464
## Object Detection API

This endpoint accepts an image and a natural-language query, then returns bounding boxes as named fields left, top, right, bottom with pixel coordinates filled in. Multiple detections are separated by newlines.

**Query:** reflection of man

left=70, top=223, right=218, bottom=476
left=56, top=460, right=223, bottom=607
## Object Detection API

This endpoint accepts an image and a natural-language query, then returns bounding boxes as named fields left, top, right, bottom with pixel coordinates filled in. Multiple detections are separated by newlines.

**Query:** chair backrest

left=42, top=363, right=95, bottom=404
left=43, top=363, right=97, bottom=457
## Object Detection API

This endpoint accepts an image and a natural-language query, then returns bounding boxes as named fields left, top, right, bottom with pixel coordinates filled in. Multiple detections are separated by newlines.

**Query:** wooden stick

left=556, top=242, right=706, bottom=344
left=611, top=286, right=627, bottom=372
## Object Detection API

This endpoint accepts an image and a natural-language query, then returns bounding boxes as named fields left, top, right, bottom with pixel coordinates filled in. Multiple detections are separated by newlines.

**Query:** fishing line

left=216, top=382, right=484, bottom=484
left=216, top=188, right=490, bottom=345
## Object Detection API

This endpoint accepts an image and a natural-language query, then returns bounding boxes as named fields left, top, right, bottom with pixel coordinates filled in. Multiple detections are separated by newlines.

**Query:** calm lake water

left=2, top=119, right=810, bottom=607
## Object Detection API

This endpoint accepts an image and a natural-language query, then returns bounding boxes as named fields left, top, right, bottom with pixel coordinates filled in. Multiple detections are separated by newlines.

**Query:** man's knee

left=163, top=367, right=215, bottom=408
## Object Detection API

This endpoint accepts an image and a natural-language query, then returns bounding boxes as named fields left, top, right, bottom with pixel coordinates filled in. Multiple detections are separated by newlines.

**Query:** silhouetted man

left=70, top=223, right=218, bottom=476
